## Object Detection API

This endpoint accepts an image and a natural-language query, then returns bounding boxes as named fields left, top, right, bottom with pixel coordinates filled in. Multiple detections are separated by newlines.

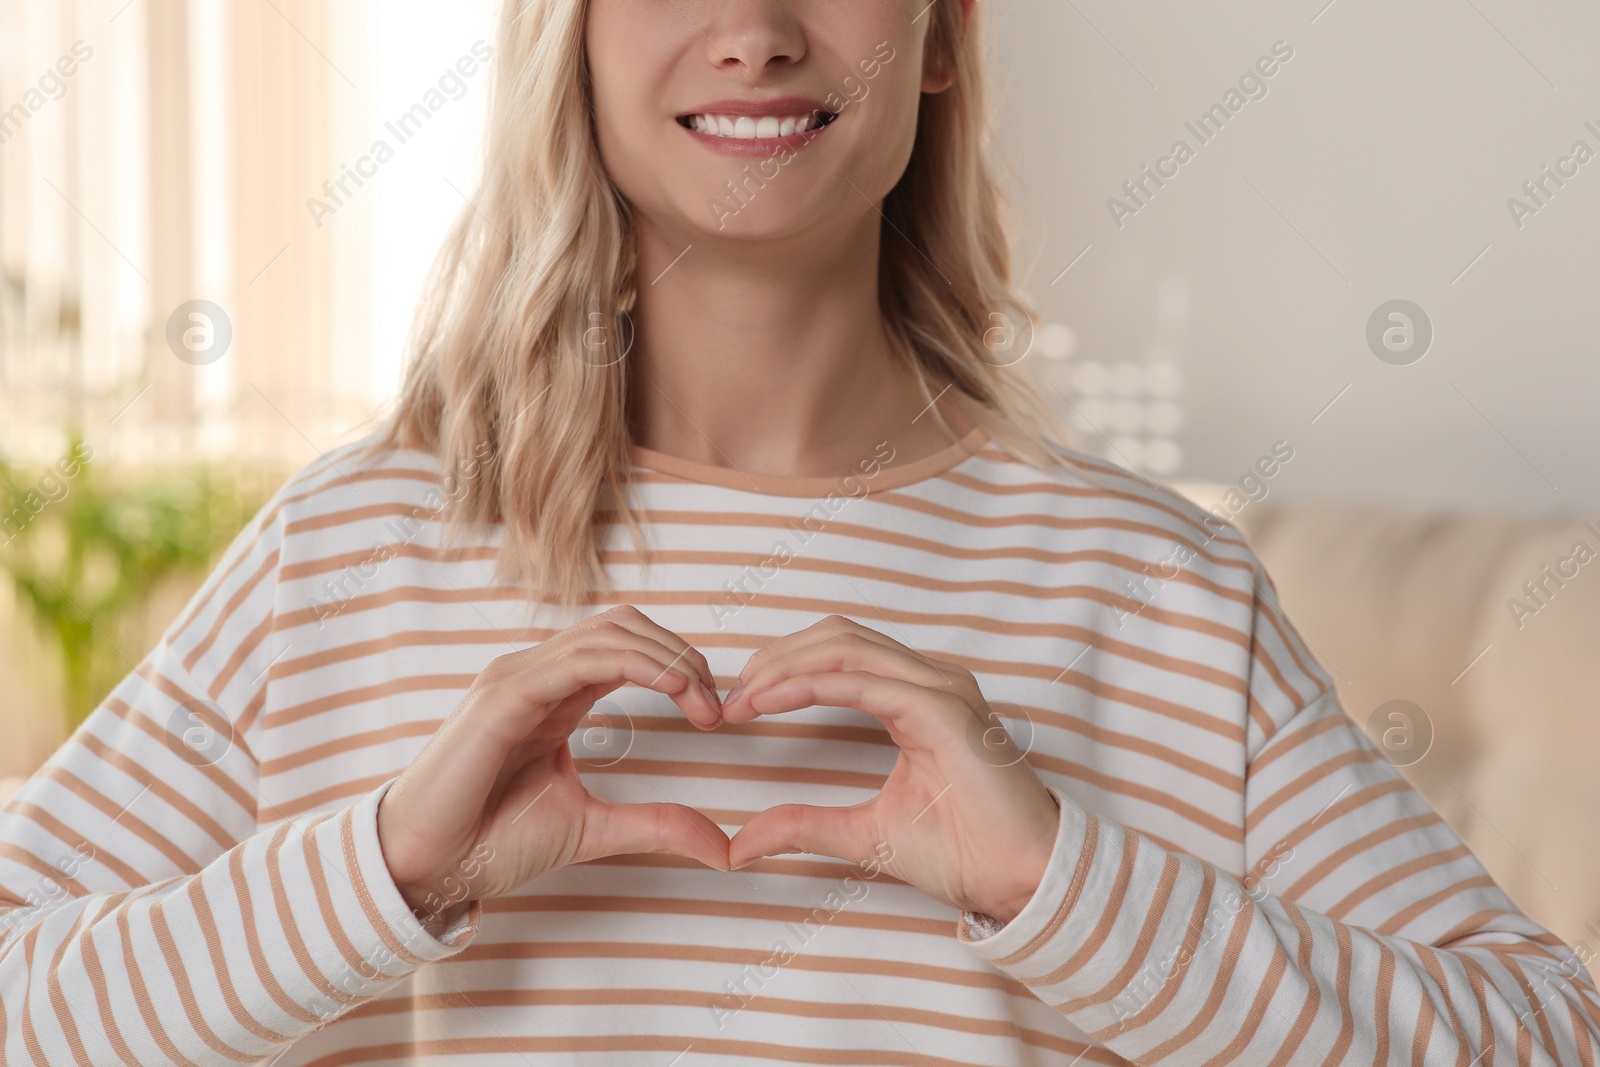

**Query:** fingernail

left=698, top=680, right=720, bottom=709
left=726, top=679, right=745, bottom=704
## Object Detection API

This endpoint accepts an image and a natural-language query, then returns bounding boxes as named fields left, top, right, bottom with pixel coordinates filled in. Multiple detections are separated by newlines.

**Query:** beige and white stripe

left=2, top=423, right=1596, bottom=1065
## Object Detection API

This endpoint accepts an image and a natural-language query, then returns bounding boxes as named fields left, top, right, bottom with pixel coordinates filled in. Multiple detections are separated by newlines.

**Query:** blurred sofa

left=1172, top=479, right=1600, bottom=952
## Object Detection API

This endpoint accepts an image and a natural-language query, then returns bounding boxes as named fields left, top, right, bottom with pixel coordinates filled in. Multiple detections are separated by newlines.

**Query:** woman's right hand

left=375, top=605, right=728, bottom=920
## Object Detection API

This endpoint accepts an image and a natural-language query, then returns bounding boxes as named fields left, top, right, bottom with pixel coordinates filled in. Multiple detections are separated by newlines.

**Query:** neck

left=626, top=208, right=971, bottom=479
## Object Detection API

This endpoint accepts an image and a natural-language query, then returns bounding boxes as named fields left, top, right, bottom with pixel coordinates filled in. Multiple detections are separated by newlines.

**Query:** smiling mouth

left=676, top=110, right=839, bottom=140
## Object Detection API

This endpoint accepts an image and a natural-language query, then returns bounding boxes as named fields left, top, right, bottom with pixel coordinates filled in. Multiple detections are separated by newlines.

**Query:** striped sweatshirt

left=2, top=420, right=1597, bottom=1066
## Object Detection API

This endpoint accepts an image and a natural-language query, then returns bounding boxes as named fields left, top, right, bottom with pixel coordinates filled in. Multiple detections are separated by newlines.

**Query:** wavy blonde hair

left=360, top=0, right=1074, bottom=608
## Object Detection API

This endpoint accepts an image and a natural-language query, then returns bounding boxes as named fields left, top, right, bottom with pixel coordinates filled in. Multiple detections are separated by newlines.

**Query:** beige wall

left=989, top=0, right=1600, bottom=514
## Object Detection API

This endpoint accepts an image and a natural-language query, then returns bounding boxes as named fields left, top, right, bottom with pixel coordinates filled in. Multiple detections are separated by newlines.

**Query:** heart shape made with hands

left=639, top=614, right=1062, bottom=924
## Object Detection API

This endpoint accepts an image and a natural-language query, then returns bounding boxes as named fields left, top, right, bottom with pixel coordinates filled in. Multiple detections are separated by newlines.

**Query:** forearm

left=961, top=792, right=1600, bottom=1065
left=0, top=783, right=476, bottom=1066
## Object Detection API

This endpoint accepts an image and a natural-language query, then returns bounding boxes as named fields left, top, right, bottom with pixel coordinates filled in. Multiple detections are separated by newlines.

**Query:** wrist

left=980, top=855, right=1048, bottom=924
left=394, top=869, right=475, bottom=925
left=977, top=789, right=1062, bottom=924
left=395, top=878, right=432, bottom=915
left=376, top=785, right=438, bottom=913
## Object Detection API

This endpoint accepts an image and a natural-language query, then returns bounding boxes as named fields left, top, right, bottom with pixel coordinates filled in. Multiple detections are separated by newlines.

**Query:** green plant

left=0, top=431, right=276, bottom=728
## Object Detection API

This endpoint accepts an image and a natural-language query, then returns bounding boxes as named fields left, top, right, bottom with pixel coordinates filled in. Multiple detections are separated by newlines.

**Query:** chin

left=667, top=176, right=830, bottom=242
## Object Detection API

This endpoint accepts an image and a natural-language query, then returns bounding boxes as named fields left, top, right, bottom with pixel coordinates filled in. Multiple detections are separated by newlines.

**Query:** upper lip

left=677, top=96, right=835, bottom=118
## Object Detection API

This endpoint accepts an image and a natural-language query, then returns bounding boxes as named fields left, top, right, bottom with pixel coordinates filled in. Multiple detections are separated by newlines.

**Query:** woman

left=2, top=0, right=1596, bottom=1063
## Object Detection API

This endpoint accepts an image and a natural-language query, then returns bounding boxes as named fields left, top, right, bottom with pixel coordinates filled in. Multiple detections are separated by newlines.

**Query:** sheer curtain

left=0, top=0, right=382, bottom=779
left=0, top=0, right=378, bottom=471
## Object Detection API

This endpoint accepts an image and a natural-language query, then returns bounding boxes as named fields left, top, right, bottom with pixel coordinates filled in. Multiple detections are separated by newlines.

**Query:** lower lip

left=678, top=117, right=836, bottom=158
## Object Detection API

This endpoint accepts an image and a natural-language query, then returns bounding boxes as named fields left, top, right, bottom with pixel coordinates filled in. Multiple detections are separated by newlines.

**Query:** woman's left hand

left=720, top=616, right=1062, bottom=923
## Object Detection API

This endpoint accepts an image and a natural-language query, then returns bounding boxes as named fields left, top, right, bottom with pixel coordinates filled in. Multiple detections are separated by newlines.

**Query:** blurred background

left=1, top=0, right=1595, bottom=958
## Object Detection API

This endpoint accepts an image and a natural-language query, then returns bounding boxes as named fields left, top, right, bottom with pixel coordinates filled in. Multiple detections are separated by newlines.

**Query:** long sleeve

left=0, top=479, right=478, bottom=1065
left=959, top=554, right=1600, bottom=1065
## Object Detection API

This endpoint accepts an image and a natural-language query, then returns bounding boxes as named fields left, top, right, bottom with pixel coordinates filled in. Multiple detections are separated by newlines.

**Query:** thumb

left=729, top=802, right=873, bottom=870
left=578, top=797, right=731, bottom=872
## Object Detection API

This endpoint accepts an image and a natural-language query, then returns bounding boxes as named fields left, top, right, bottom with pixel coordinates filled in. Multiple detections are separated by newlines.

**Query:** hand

left=376, top=605, right=730, bottom=919
left=720, top=616, right=1061, bottom=923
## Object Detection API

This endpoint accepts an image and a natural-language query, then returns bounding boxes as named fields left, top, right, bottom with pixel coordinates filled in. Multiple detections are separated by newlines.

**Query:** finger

left=728, top=800, right=875, bottom=869
left=735, top=670, right=974, bottom=751
left=575, top=607, right=723, bottom=725
left=496, top=644, right=720, bottom=734
left=729, top=614, right=869, bottom=695
left=722, top=632, right=960, bottom=724
left=576, top=605, right=721, bottom=700
left=727, top=616, right=943, bottom=714
left=491, top=679, right=629, bottom=794
left=491, top=611, right=720, bottom=725
left=578, top=796, right=732, bottom=871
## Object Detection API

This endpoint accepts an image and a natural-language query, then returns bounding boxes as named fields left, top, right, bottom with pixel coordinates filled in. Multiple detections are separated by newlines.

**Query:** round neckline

left=628, top=423, right=991, bottom=497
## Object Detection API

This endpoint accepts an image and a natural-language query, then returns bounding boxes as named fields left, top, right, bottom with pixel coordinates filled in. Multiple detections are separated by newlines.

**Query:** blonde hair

left=361, top=0, right=1075, bottom=607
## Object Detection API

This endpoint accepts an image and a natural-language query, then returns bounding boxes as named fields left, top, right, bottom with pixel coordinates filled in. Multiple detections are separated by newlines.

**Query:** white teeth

left=685, top=112, right=827, bottom=139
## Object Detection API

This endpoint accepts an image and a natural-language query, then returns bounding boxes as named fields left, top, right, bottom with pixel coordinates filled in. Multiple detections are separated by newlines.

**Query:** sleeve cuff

left=340, top=778, right=482, bottom=964
left=258, top=778, right=485, bottom=1030
left=957, top=786, right=1097, bottom=966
